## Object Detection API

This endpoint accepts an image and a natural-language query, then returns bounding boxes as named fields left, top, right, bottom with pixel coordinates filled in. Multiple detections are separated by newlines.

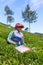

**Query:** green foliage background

left=0, top=23, right=43, bottom=65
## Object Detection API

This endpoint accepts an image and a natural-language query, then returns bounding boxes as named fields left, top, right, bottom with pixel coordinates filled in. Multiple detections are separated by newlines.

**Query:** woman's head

left=15, top=23, right=24, bottom=32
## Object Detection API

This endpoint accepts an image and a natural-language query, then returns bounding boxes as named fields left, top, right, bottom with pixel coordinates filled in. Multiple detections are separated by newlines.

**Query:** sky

left=0, top=0, right=43, bottom=33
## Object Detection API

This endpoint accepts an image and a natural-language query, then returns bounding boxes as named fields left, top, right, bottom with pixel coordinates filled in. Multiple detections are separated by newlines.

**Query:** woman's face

left=17, top=27, right=22, bottom=32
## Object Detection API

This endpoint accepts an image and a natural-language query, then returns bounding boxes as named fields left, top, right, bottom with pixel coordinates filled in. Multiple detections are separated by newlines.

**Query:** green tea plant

left=0, top=23, right=43, bottom=65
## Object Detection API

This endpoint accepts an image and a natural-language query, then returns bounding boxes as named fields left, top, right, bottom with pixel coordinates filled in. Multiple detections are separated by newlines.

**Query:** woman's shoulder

left=10, top=30, right=15, bottom=33
left=8, top=30, right=15, bottom=36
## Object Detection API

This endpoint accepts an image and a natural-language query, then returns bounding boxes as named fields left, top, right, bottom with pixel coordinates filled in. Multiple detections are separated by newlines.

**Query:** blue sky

left=0, top=0, right=43, bottom=33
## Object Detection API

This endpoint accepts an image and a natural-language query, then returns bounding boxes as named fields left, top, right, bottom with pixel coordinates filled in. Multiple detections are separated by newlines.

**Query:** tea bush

left=0, top=23, right=43, bottom=65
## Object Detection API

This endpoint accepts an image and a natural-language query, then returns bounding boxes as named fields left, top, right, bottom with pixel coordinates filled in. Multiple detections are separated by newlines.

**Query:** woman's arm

left=11, top=32, right=20, bottom=42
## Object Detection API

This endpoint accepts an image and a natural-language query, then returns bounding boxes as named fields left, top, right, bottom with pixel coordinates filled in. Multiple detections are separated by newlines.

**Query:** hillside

left=0, top=23, right=43, bottom=65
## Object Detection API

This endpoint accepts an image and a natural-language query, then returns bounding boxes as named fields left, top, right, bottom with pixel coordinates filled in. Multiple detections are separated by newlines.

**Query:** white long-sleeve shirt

left=7, top=30, right=24, bottom=45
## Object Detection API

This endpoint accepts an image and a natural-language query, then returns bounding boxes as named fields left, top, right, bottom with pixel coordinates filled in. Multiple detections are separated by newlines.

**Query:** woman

left=7, top=23, right=24, bottom=46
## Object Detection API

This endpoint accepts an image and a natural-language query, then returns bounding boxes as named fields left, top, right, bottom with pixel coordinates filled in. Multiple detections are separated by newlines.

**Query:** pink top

left=14, top=30, right=23, bottom=38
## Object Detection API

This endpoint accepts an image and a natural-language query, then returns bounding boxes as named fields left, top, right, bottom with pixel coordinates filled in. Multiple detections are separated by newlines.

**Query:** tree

left=22, top=4, right=37, bottom=32
left=4, top=5, right=14, bottom=25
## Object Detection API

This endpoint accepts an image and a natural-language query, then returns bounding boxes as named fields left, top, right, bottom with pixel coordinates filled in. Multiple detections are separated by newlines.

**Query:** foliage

left=0, top=23, right=43, bottom=65
left=5, top=5, right=14, bottom=15
left=24, top=27, right=28, bottom=32
left=7, top=16, right=14, bottom=23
